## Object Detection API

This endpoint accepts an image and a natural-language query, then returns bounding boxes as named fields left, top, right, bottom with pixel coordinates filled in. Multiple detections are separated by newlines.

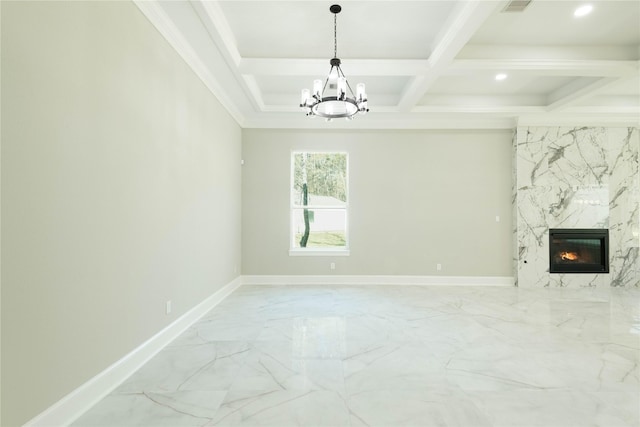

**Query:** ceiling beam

left=193, top=0, right=241, bottom=65
left=133, top=0, right=247, bottom=125
left=448, top=59, right=639, bottom=77
left=519, top=112, right=640, bottom=127
left=264, top=93, right=400, bottom=110
left=546, top=76, right=626, bottom=111
left=418, top=94, right=547, bottom=107
left=242, top=75, right=266, bottom=110
left=238, top=58, right=638, bottom=78
left=412, top=105, right=545, bottom=114
left=563, top=106, right=640, bottom=115
left=244, top=112, right=517, bottom=130
left=397, top=0, right=509, bottom=112
left=192, top=0, right=266, bottom=113
left=459, top=44, right=640, bottom=61
left=238, top=58, right=430, bottom=77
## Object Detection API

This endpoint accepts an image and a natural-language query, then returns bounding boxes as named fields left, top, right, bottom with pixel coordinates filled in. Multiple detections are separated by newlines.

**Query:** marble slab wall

left=514, top=127, right=639, bottom=287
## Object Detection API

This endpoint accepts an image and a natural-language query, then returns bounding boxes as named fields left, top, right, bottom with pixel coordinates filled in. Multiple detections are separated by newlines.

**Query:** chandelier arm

left=322, top=77, right=330, bottom=99
left=345, top=81, right=358, bottom=99
left=337, top=65, right=358, bottom=99
left=321, top=64, right=336, bottom=97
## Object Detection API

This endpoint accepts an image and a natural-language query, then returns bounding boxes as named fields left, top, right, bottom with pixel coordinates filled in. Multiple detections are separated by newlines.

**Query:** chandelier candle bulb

left=301, top=89, right=310, bottom=106
left=337, top=77, right=347, bottom=100
left=313, top=80, right=323, bottom=99
left=356, top=83, right=365, bottom=100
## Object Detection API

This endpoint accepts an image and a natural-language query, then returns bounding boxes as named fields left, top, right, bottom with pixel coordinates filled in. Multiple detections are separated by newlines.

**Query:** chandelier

left=299, top=4, right=369, bottom=121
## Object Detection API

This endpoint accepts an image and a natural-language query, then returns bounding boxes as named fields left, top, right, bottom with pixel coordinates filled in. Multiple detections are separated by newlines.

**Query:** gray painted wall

left=1, top=2, right=241, bottom=425
left=242, top=129, right=513, bottom=277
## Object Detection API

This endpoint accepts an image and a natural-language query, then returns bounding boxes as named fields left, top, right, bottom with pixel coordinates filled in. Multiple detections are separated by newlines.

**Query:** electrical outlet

left=166, top=300, right=172, bottom=315
left=330, top=262, right=336, bottom=270
left=495, top=215, right=501, bottom=222
left=437, top=263, right=442, bottom=271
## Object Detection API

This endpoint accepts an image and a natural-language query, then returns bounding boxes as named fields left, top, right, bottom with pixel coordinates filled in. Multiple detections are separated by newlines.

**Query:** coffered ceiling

left=135, top=0, right=640, bottom=129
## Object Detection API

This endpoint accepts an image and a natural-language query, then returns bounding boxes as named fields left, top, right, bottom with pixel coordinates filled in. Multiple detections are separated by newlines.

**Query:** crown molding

left=134, top=0, right=247, bottom=127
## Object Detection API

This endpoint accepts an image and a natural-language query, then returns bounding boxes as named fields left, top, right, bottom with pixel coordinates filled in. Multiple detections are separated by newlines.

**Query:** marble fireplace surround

left=513, top=126, right=639, bottom=288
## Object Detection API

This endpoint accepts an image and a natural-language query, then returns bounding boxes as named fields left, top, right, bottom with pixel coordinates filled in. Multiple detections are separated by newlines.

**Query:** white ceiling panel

left=470, top=0, right=640, bottom=46
left=218, top=1, right=456, bottom=59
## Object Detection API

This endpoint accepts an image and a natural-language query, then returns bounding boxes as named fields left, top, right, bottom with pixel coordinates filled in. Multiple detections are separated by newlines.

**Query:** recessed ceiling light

left=574, top=4, right=593, bottom=17
left=495, top=73, right=508, bottom=81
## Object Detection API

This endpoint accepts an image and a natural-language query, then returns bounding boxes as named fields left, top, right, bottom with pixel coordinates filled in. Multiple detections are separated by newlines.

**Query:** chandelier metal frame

left=299, top=4, right=368, bottom=120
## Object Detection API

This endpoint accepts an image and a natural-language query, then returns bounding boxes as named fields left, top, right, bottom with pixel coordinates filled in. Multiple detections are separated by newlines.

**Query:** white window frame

left=289, top=151, right=350, bottom=256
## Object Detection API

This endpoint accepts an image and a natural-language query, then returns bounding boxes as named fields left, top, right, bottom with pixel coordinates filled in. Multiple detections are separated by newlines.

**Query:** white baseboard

left=23, top=277, right=242, bottom=427
left=242, top=275, right=515, bottom=287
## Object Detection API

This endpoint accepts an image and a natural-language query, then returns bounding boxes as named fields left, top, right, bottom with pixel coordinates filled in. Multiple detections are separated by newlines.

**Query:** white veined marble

left=73, top=285, right=640, bottom=427
left=514, top=126, right=639, bottom=288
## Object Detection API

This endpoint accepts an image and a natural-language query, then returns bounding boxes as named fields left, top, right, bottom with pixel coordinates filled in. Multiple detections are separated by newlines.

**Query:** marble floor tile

left=73, top=285, right=640, bottom=427
left=72, top=391, right=227, bottom=426
left=343, top=341, right=453, bottom=394
left=347, top=388, right=493, bottom=427
left=467, top=390, right=640, bottom=427
left=210, top=390, right=350, bottom=426
left=117, top=341, right=250, bottom=393
left=230, top=342, right=345, bottom=392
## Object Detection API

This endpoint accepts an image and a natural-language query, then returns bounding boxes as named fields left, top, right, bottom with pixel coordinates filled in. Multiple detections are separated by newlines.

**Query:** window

left=290, top=152, right=349, bottom=255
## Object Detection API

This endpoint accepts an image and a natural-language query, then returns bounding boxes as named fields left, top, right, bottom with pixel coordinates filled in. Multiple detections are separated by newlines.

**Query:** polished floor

left=73, top=285, right=640, bottom=426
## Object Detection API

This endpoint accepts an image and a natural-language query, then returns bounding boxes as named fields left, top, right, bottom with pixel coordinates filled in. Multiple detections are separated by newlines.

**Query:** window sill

left=289, top=249, right=350, bottom=257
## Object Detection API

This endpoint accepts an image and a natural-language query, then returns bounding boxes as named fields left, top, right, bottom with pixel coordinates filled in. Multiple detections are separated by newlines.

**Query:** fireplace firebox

left=549, top=229, right=609, bottom=273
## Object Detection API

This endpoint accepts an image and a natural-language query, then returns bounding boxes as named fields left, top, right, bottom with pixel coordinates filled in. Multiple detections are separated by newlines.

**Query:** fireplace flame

left=560, top=251, right=579, bottom=261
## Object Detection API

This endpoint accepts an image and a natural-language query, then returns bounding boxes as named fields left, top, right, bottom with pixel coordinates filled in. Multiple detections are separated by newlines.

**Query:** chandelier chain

left=334, top=13, right=337, bottom=58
